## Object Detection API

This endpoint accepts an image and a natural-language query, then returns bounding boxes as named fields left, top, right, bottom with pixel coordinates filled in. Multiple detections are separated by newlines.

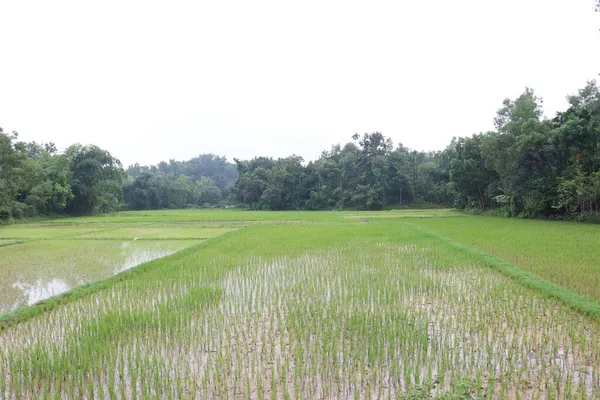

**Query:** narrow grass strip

left=0, top=240, right=26, bottom=248
left=58, top=237, right=215, bottom=241
left=63, top=222, right=157, bottom=239
left=404, top=222, right=600, bottom=323
left=0, top=229, right=244, bottom=331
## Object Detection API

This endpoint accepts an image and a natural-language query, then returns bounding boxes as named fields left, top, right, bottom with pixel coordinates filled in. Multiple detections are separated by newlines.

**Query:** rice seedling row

left=407, top=217, right=600, bottom=302
left=1, top=221, right=598, bottom=399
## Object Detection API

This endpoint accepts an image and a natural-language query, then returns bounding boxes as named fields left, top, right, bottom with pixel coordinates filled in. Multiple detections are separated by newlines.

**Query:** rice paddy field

left=0, top=209, right=599, bottom=399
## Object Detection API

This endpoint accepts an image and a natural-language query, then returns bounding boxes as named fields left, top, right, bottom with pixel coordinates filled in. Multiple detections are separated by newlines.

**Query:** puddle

left=12, top=279, right=71, bottom=307
left=0, top=240, right=203, bottom=314
left=113, top=244, right=178, bottom=274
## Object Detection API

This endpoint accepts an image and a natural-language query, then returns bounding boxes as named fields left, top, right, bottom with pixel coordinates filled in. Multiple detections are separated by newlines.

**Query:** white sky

left=1, top=0, right=599, bottom=167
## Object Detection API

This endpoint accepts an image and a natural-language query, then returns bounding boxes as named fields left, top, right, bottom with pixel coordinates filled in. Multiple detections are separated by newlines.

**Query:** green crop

left=407, top=216, right=600, bottom=302
left=0, top=210, right=598, bottom=398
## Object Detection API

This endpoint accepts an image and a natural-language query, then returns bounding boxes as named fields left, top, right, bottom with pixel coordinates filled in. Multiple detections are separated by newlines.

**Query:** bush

left=462, top=207, right=483, bottom=215
left=483, top=207, right=511, bottom=218
left=10, top=202, right=35, bottom=219
left=0, top=207, right=11, bottom=221
left=571, top=212, right=600, bottom=224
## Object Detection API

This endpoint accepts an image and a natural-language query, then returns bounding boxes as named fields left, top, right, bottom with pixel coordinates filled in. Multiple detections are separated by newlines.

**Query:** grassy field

left=0, top=210, right=599, bottom=398
left=406, top=217, right=600, bottom=303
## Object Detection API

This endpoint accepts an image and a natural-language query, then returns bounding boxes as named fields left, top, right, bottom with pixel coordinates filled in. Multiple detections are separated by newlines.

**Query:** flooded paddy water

left=0, top=222, right=235, bottom=314
left=0, top=212, right=598, bottom=398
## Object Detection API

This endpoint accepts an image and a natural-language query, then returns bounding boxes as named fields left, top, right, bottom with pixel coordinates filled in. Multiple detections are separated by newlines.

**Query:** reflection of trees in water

left=12, top=279, right=71, bottom=307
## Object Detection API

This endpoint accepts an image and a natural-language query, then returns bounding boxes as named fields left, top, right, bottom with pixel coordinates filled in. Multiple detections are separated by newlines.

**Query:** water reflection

left=2, top=241, right=190, bottom=314
left=12, top=279, right=71, bottom=307
left=113, top=244, right=178, bottom=274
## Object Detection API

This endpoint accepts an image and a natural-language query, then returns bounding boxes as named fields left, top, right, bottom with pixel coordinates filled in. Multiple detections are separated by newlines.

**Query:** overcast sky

left=1, top=1, right=599, bottom=167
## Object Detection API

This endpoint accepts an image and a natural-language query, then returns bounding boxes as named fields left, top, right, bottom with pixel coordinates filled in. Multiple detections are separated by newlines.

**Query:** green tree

left=66, top=144, right=125, bottom=215
left=24, top=152, right=73, bottom=215
left=260, top=156, right=306, bottom=210
left=450, top=134, right=498, bottom=210
left=195, top=176, right=222, bottom=205
left=0, top=129, right=27, bottom=219
left=231, top=157, right=275, bottom=209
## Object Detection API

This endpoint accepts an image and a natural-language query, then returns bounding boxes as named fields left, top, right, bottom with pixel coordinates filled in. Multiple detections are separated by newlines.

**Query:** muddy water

left=0, top=240, right=200, bottom=314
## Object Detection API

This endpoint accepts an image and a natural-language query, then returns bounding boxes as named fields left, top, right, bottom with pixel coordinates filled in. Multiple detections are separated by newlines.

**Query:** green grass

left=45, top=208, right=457, bottom=223
left=49, top=209, right=347, bottom=223
left=0, top=210, right=598, bottom=398
left=74, top=225, right=236, bottom=239
left=405, top=222, right=600, bottom=322
left=0, top=223, right=120, bottom=239
left=342, top=209, right=464, bottom=219
left=405, top=216, right=600, bottom=302
left=0, top=239, right=206, bottom=314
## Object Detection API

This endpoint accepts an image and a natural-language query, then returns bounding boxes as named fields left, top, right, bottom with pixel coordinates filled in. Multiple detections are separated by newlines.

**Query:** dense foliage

left=0, top=129, right=237, bottom=219
left=2, top=210, right=599, bottom=398
left=231, top=135, right=453, bottom=210
left=233, top=81, right=600, bottom=221
left=123, top=155, right=238, bottom=210
left=3, top=80, right=600, bottom=220
left=0, top=129, right=124, bottom=220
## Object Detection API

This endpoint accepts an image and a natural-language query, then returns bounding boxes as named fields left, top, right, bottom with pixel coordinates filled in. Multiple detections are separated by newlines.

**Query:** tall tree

left=66, top=145, right=125, bottom=215
left=0, top=130, right=27, bottom=219
left=450, top=134, right=498, bottom=210
left=23, top=151, right=73, bottom=215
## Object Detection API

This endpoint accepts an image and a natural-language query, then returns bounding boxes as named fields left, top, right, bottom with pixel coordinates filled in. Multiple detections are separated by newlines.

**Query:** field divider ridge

left=0, top=227, right=246, bottom=331
left=402, top=222, right=600, bottom=323
left=0, top=240, right=27, bottom=248
left=65, top=222, right=158, bottom=239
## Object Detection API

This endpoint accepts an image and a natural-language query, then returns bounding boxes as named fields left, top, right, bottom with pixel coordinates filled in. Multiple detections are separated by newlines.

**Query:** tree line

left=0, top=129, right=238, bottom=220
left=232, top=81, right=600, bottom=221
left=123, top=155, right=237, bottom=210
left=2, top=80, right=599, bottom=221
left=231, top=136, right=453, bottom=211
left=0, top=131, right=124, bottom=220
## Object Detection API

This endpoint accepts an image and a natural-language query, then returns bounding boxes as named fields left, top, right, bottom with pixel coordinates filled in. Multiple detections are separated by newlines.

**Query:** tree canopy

left=0, top=131, right=124, bottom=219
left=3, top=80, right=600, bottom=222
left=123, top=155, right=237, bottom=210
left=231, top=81, right=600, bottom=221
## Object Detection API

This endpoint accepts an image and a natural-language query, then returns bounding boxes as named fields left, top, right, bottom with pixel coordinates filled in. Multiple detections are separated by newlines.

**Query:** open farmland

left=407, top=217, right=600, bottom=303
left=0, top=222, right=235, bottom=314
left=0, top=210, right=599, bottom=399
